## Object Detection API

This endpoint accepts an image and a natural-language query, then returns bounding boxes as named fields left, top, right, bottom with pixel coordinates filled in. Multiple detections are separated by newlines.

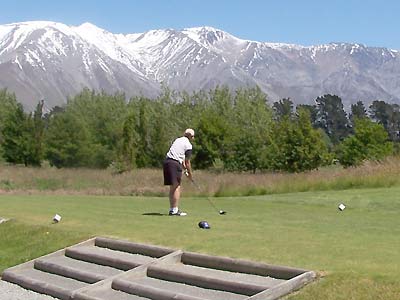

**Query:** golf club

left=187, top=174, right=226, bottom=215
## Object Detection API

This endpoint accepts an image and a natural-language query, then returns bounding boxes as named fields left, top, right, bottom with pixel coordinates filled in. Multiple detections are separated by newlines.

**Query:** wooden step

left=2, top=267, right=87, bottom=300
left=2, top=237, right=316, bottom=300
left=65, top=246, right=155, bottom=270
left=34, top=255, right=122, bottom=283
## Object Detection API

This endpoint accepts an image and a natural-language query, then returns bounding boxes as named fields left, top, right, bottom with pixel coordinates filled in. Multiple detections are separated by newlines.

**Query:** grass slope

left=0, top=187, right=399, bottom=299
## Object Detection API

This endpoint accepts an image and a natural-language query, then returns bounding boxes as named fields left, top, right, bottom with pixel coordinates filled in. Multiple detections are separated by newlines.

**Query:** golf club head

left=198, top=220, right=211, bottom=229
left=219, top=210, right=226, bottom=215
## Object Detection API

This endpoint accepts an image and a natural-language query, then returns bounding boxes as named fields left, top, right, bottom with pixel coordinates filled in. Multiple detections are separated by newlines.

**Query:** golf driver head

left=198, top=220, right=211, bottom=229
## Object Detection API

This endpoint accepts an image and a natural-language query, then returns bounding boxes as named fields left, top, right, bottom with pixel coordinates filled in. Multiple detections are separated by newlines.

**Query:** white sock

left=170, top=207, right=178, bottom=213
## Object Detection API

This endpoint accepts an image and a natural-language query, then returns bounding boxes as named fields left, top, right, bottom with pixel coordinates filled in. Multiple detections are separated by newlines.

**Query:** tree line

left=0, top=87, right=397, bottom=172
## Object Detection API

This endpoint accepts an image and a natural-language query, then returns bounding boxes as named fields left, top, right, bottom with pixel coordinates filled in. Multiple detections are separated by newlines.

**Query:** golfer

left=163, top=128, right=195, bottom=216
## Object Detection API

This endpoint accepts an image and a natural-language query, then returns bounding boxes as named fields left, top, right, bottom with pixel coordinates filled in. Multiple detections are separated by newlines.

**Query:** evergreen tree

left=119, top=113, right=139, bottom=170
left=224, top=87, right=272, bottom=172
left=169, top=89, right=195, bottom=132
left=135, top=98, right=153, bottom=167
left=65, top=89, right=127, bottom=167
left=45, top=112, right=92, bottom=168
left=349, top=100, right=368, bottom=134
left=1, top=103, right=34, bottom=166
left=148, top=98, right=177, bottom=167
left=296, top=104, right=318, bottom=127
left=369, top=100, right=391, bottom=126
left=126, top=93, right=179, bottom=168
left=192, top=86, right=235, bottom=169
left=0, top=89, right=19, bottom=159
left=31, top=100, right=45, bottom=166
left=369, top=100, right=400, bottom=142
left=350, top=101, right=368, bottom=120
left=195, top=107, right=232, bottom=169
left=273, top=98, right=294, bottom=120
left=315, top=94, right=350, bottom=144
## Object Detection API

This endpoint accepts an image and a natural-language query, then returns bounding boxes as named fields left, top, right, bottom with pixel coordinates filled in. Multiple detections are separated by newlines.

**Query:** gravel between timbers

left=0, top=280, right=57, bottom=300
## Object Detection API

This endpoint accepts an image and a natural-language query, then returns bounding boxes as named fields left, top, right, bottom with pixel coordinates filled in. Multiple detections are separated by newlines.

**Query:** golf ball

left=338, top=203, right=346, bottom=211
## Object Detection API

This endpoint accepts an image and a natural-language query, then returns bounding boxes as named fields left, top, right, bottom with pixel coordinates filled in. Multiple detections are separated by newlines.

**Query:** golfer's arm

left=184, top=159, right=193, bottom=179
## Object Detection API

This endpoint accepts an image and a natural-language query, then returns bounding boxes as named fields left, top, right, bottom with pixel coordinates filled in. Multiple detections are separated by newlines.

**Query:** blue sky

left=1, top=0, right=400, bottom=49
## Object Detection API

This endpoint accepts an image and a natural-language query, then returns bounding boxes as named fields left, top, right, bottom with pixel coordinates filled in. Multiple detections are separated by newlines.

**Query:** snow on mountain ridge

left=125, top=28, right=207, bottom=79
left=183, top=26, right=248, bottom=50
left=0, top=21, right=311, bottom=66
left=0, top=21, right=79, bottom=56
left=264, top=42, right=305, bottom=50
left=0, top=21, right=146, bottom=76
left=183, top=26, right=232, bottom=43
left=72, top=22, right=146, bottom=76
left=129, top=29, right=174, bottom=50
left=0, top=24, right=13, bottom=41
left=2, top=21, right=398, bottom=63
left=2, top=20, right=400, bottom=111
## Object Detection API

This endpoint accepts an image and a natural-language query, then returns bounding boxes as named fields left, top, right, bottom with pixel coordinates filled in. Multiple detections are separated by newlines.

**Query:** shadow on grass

left=142, top=212, right=168, bottom=216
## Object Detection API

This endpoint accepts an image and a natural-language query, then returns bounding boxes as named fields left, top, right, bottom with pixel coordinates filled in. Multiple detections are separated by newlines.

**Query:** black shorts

left=163, top=158, right=182, bottom=185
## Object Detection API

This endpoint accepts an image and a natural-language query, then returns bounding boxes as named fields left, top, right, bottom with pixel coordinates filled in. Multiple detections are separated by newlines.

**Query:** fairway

left=1, top=187, right=400, bottom=299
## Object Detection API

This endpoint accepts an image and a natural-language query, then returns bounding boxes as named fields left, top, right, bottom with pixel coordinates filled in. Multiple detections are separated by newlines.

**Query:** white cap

left=184, top=128, right=195, bottom=137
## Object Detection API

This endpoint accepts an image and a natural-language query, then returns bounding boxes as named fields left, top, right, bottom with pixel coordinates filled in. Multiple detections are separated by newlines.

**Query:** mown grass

left=0, top=187, right=399, bottom=299
left=0, top=221, right=87, bottom=272
left=1, top=157, right=400, bottom=196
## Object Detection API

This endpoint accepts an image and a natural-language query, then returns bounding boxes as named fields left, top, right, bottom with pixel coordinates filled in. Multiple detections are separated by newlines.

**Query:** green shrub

left=339, top=118, right=393, bottom=167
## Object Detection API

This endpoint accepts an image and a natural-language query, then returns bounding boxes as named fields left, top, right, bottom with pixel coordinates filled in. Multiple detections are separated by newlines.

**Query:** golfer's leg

left=169, top=183, right=181, bottom=208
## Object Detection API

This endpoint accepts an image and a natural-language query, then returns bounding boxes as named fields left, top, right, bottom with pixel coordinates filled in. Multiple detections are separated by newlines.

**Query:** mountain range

left=1, top=21, right=399, bottom=111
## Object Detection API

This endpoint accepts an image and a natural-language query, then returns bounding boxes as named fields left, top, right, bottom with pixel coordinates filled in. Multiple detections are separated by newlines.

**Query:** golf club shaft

left=190, top=179, right=221, bottom=214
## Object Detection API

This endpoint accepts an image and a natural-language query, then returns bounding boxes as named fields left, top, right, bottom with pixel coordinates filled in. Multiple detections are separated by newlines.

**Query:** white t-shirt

left=166, top=136, right=193, bottom=164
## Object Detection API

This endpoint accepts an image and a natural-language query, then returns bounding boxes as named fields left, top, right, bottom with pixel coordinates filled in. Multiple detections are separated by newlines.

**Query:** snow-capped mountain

left=1, top=21, right=400, bottom=110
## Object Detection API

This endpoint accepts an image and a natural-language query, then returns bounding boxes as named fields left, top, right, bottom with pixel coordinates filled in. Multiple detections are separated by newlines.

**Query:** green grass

left=1, top=187, right=400, bottom=299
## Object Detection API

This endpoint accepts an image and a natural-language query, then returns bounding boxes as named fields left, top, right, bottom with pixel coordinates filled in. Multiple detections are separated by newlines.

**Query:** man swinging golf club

left=163, top=128, right=195, bottom=216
